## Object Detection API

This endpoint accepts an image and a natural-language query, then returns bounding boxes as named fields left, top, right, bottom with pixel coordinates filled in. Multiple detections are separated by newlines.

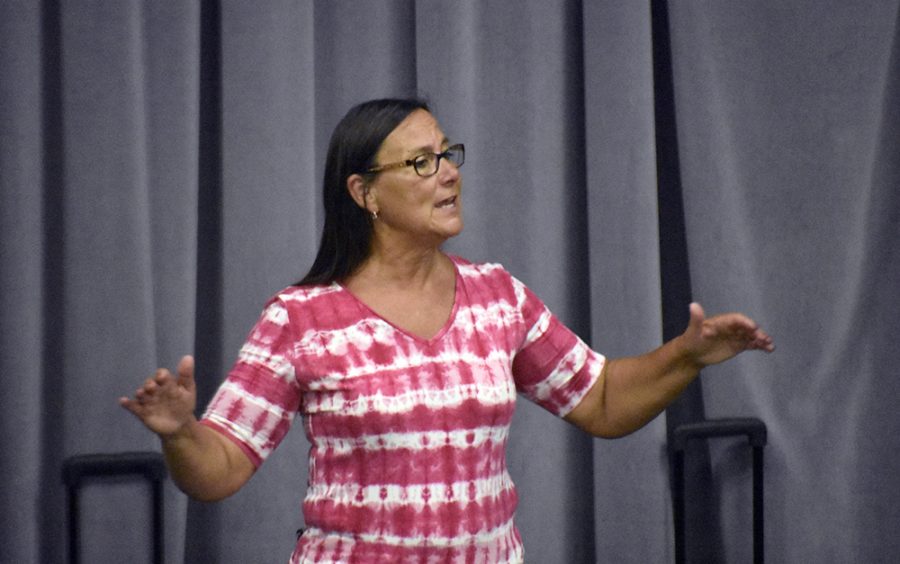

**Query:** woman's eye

left=413, top=155, right=434, bottom=173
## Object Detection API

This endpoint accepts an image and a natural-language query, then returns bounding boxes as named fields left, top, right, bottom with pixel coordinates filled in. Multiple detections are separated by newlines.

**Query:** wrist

left=158, top=416, right=199, bottom=443
left=672, top=334, right=705, bottom=373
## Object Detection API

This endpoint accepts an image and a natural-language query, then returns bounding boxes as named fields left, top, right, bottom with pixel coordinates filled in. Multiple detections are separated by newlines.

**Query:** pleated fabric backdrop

left=1, top=1, right=898, bottom=562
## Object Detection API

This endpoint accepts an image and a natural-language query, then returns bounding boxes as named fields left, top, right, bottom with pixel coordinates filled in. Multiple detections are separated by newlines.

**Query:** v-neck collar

left=336, top=257, right=461, bottom=345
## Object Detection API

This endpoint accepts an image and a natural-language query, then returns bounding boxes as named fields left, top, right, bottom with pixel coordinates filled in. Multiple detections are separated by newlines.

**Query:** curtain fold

left=1, top=2, right=45, bottom=562
left=583, top=3, right=671, bottom=562
left=670, top=1, right=900, bottom=561
left=2, top=1, right=899, bottom=562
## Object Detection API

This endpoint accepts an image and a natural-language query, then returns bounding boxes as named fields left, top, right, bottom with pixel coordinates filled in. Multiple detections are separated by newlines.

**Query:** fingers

left=687, top=302, right=704, bottom=332
left=688, top=302, right=775, bottom=353
left=142, top=369, right=172, bottom=396
left=689, top=302, right=705, bottom=321
left=713, top=313, right=775, bottom=352
left=750, top=328, right=775, bottom=352
left=118, top=395, right=138, bottom=413
left=176, top=355, right=195, bottom=387
left=121, top=374, right=160, bottom=412
left=119, top=362, right=185, bottom=415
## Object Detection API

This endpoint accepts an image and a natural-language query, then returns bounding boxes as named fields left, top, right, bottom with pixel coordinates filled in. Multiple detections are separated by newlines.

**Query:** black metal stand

left=62, top=451, right=167, bottom=564
left=671, top=418, right=766, bottom=564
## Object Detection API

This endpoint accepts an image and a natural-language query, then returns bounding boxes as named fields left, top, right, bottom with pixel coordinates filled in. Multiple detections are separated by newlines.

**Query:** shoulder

left=449, top=254, right=514, bottom=283
left=448, top=255, right=530, bottom=308
left=245, top=283, right=365, bottom=351
left=273, top=282, right=343, bottom=305
left=255, top=283, right=347, bottom=326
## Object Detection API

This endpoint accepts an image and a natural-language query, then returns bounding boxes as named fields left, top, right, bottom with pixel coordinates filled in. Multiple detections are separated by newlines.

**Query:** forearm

left=601, top=335, right=701, bottom=436
left=566, top=303, right=773, bottom=438
left=160, top=419, right=254, bottom=502
left=568, top=335, right=701, bottom=438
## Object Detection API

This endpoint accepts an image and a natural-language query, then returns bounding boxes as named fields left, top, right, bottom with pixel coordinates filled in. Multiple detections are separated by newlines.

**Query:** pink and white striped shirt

left=201, top=257, right=605, bottom=563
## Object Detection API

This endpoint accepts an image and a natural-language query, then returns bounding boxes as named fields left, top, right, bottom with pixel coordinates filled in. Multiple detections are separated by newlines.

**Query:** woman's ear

left=346, top=174, right=371, bottom=211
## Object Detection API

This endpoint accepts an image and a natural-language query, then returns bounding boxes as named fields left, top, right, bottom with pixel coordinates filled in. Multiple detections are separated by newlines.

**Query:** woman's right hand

left=119, top=355, right=198, bottom=438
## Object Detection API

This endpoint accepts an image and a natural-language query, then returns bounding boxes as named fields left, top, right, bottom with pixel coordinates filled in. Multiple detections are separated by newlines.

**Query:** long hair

left=298, top=98, right=430, bottom=286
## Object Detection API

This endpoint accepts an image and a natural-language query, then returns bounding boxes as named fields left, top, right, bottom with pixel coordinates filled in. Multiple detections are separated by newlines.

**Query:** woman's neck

left=352, top=244, right=448, bottom=288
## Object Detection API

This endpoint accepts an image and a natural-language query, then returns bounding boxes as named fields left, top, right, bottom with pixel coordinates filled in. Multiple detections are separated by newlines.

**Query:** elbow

left=190, top=491, right=232, bottom=503
left=581, top=418, right=641, bottom=440
left=168, top=464, right=249, bottom=502
left=174, top=480, right=239, bottom=503
left=572, top=410, right=656, bottom=439
left=591, top=427, right=631, bottom=440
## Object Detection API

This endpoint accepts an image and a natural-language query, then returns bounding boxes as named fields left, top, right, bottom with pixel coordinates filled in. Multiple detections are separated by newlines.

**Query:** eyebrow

left=405, top=137, right=451, bottom=158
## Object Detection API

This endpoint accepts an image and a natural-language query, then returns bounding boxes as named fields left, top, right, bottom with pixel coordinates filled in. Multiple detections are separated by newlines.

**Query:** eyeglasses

left=366, top=144, right=465, bottom=178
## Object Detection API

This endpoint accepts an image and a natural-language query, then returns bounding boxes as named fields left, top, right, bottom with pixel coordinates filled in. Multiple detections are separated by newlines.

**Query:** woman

left=120, top=98, right=774, bottom=563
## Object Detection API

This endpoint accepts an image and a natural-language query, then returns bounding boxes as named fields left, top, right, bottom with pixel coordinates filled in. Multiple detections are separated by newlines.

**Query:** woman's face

left=365, top=109, right=463, bottom=247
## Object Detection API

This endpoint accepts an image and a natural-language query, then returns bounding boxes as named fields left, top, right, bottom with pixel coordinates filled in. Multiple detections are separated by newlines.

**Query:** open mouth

left=436, top=195, right=457, bottom=209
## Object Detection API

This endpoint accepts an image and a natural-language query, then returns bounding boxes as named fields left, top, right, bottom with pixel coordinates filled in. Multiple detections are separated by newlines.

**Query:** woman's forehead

left=380, top=110, right=447, bottom=157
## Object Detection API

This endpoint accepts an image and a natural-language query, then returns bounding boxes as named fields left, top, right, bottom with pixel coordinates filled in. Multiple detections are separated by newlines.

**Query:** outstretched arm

left=565, top=303, right=775, bottom=438
left=119, top=355, right=255, bottom=501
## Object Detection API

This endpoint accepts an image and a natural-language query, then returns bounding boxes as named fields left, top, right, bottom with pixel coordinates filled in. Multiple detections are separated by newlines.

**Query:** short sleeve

left=510, top=277, right=605, bottom=417
left=200, top=296, right=302, bottom=467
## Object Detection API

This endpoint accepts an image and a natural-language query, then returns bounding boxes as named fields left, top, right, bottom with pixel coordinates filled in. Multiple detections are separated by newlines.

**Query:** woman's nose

left=438, top=157, right=461, bottom=183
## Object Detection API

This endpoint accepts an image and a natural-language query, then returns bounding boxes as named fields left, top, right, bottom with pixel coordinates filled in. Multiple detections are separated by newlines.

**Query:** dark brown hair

left=298, top=97, right=430, bottom=286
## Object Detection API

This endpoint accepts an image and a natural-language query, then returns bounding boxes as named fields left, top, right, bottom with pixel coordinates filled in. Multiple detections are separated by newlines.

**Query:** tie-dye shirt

left=201, top=257, right=605, bottom=564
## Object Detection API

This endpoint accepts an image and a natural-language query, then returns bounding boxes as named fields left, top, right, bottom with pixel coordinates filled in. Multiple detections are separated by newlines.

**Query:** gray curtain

left=1, top=1, right=898, bottom=563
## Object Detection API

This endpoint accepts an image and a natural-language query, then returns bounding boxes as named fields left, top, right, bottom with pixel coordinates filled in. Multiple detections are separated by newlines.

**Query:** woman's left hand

left=680, top=302, right=775, bottom=369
